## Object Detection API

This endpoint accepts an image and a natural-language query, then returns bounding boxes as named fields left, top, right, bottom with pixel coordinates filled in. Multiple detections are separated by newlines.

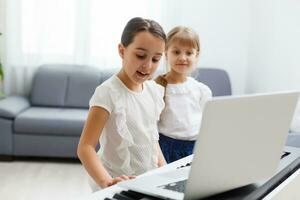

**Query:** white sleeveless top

left=89, top=75, right=165, bottom=179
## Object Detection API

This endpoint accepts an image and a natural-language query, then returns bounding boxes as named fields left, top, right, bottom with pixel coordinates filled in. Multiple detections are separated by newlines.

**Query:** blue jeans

left=159, top=133, right=195, bottom=164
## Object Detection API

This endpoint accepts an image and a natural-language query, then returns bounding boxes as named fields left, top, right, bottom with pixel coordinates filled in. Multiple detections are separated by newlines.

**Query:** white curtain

left=4, top=0, right=163, bottom=95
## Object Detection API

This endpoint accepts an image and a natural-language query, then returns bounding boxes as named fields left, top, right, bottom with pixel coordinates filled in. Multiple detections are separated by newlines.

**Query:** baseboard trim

left=0, top=155, right=14, bottom=161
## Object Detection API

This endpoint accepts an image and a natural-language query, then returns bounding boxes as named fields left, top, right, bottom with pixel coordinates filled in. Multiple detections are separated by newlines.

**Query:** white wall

left=247, top=0, right=300, bottom=93
left=161, top=0, right=250, bottom=95
left=247, top=0, right=300, bottom=131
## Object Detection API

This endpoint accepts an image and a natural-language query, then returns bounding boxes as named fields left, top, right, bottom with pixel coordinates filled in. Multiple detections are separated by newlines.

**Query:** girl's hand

left=106, top=175, right=136, bottom=187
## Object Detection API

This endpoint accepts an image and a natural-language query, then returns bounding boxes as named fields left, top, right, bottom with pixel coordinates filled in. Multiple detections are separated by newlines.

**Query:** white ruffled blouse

left=89, top=75, right=165, bottom=178
left=158, top=77, right=212, bottom=140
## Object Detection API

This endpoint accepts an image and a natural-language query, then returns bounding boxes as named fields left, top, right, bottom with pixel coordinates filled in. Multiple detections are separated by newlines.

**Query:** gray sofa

left=0, top=64, right=231, bottom=159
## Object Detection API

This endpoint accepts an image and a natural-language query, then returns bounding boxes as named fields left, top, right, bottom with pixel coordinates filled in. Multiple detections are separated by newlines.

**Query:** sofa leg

left=0, top=155, right=14, bottom=161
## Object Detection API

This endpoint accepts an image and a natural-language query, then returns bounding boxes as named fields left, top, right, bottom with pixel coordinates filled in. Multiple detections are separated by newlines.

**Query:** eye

left=172, top=50, right=180, bottom=55
left=136, top=54, right=146, bottom=60
left=152, top=56, right=161, bottom=63
left=186, top=51, right=193, bottom=56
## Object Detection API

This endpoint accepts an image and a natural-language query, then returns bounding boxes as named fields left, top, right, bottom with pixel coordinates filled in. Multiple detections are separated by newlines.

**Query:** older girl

left=78, top=17, right=167, bottom=190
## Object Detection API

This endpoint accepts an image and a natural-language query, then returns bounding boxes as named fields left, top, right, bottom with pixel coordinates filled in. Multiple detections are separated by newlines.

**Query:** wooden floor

left=0, top=158, right=92, bottom=200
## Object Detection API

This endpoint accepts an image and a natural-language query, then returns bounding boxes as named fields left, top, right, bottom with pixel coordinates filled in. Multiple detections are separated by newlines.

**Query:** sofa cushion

left=31, top=65, right=69, bottom=107
left=30, top=64, right=108, bottom=108
left=64, top=68, right=112, bottom=108
left=14, top=107, right=88, bottom=136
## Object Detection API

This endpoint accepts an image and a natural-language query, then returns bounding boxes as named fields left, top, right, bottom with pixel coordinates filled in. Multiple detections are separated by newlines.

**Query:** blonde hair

left=166, top=26, right=200, bottom=53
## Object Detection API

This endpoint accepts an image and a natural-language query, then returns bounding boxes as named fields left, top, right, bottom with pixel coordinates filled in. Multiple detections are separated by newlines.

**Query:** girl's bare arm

left=78, top=106, right=134, bottom=188
left=157, top=142, right=167, bottom=167
left=77, top=106, right=114, bottom=188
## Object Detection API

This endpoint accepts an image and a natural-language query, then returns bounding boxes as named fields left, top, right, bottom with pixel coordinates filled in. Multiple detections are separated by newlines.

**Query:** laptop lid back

left=185, top=91, right=299, bottom=199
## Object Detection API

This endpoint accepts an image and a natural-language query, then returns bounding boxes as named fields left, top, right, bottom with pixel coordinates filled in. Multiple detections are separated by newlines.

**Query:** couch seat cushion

left=14, top=107, right=88, bottom=136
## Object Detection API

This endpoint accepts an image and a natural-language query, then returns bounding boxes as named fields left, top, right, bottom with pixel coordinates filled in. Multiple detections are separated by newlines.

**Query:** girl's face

left=166, top=41, right=199, bottom=75
left=118, top=31, right=165, bottom=90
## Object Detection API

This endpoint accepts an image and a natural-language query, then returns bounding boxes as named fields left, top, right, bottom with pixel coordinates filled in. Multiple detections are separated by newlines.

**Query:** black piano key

left=113, top=193, right=135, bottom=200
left=129, top=190, right=164, bottom=200
left=281, top=151, right=290, bottom=159
left=120, top=190, right=145, bottom=199
left=125, top=190, right=162, bottom=199
left=111, top=190, right=165, bottom=200
left=122, top=190, right=164, bottom=200
left=140, top=198, right=163, bottom=200
left=177, top=161, right=192, bottom=169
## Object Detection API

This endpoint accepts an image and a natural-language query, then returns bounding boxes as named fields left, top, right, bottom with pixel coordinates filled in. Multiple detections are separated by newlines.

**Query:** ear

left=118, top=43, right=125, bottom=58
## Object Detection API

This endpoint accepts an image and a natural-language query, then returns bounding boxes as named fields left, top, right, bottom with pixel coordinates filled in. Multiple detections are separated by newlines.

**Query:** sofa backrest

left=193, top=68, right=232, bottom=96
left=30, top=64, right=114, bottom=108
left=30, top=65, right=231, bottom=108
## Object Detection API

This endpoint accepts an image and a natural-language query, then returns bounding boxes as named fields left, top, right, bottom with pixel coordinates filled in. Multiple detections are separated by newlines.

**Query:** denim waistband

left=159, top=133, right=195, bottom=145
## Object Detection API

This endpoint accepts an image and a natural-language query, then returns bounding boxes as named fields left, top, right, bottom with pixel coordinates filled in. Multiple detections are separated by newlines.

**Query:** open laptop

left=119, top=91, right=299, bottom=200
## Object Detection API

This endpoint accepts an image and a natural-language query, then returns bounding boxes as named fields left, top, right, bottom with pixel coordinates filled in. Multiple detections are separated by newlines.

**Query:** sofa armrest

left=0, top=96, right=30, bottom=119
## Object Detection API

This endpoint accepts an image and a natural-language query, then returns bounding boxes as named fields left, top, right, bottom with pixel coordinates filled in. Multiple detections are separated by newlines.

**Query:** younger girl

left=77, top=17, right=167, bottom=190
left=155, top=26, right=212, bottom=163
